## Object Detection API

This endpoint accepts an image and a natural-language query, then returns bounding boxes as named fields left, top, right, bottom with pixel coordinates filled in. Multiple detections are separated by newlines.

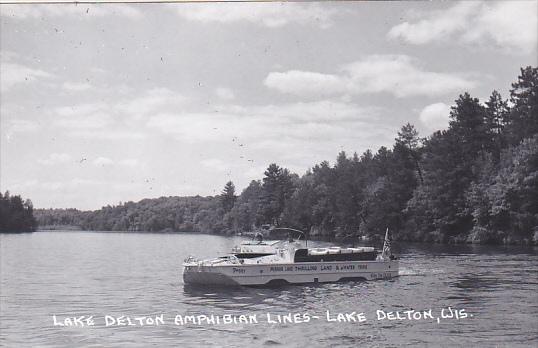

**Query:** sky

left=0, top=1, right=537, bottom=210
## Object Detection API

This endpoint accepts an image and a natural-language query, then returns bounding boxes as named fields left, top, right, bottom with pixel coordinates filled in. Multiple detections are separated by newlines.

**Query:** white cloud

left=264, top=70, right=347, bottom=97
left=10, top=178, right=102, bottom=192
left=243, top=165, right=268, bottom=179
left=54, top=106, right=112, bottom=129
left=215, top=87, right=235, bottom=100
left=50, top=88, right=186, bottom=136
left=388, top=1, right=537, bottom=53
left=146, top=100, right=383, bottom=147
left=343, top=55, right=476, bottom=97
left=55, top=102, right=106, bottom=117
left=0, top=4, right=142, bottom=20
left=115, top=87, right=186, bottom=118
left=174, top=2, right=337, bottom=28
left=419, top=102, right=451, bottom=131
left=3, top=119, right=40, bottom=141
left=68, top=130, right=146, bottom=140
left=0, top=62, right=53, bottom=92
left=119, top=158, right=140, bottom=167
left=243, top=100, right=375, bottom=124
left=387, top=2, right=477, bottom=45
left=93, top=157, right=114, bottom=166
left=147, top=112, right=238, bottom=142
left=62, top=81, right=92, bottom=92
left=200, top=158, right=228, bottom=172
left=38, top=153, right=72, bottom=165
left=265, top=55, right=477, bottom=98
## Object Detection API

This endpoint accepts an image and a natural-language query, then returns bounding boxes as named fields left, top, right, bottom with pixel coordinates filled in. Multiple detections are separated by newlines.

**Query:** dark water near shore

left=1, top=231, right=537, bottom=347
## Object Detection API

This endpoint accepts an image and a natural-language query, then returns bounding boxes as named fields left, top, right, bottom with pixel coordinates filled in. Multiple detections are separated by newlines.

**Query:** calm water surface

left=1, top=231, right=537, bottom=347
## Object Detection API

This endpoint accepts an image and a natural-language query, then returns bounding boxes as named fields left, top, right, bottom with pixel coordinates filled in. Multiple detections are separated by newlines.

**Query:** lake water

left=1, top=231, right=537, bottom=347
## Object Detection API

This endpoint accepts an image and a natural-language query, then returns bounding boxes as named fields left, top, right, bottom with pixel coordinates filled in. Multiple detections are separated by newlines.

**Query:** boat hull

left=183, top=260, right=398, bottom=286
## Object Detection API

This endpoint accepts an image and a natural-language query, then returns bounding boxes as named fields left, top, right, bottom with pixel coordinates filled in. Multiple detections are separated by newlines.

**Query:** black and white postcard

left=1, top=1, right=537, bottom=347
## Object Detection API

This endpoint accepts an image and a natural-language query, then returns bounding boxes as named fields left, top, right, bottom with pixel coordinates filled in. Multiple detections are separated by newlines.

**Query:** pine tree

left=220, top=181, right=237, bottom=213
left=484, top=90, right=509, bottom=160
left=449, top=92, right=490, bottom=155
left=395, top=123, right=424, bottom=183
left=260, top=164, right=295, bottom=225
left=506, top=66, right=538, bottom=144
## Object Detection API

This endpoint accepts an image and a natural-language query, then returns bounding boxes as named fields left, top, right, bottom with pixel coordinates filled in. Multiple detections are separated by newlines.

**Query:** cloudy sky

left=1, top=1, right=537, bottom=210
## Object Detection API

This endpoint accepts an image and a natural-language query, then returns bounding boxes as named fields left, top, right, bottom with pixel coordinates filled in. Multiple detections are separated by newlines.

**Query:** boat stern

left=182, top=257, right=242, bottom=286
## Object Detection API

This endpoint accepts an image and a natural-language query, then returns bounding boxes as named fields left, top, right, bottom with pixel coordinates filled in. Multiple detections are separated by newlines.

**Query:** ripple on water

left=1, top=231, right=537, bottom=347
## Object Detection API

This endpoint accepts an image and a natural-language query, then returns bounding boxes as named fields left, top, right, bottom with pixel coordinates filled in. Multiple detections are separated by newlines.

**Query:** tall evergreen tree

left=260, top=164, right=295, bottom=225
left=333, top=151, right=361, bottom=234
left=484, top=90, right=509, bottom=160
left=506, top=66, right=538, bottom=145
left=449, top=92, right=490, bottom=156
left=220, top=181, right=237, bottom=213
left=395, top=123, right=424, bottom=183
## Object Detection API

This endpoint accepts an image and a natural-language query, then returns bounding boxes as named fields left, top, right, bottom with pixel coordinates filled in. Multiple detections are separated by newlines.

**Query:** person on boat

left=255, top=232, right=264, bottom=244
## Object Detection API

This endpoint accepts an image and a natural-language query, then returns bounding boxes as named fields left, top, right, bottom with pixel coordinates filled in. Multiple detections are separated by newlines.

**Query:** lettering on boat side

left=268, top=266, right=296, bottom=272
left=370, top=272, right=393, bottom=279
left=295, top=265, right=317, bottom=271
left=265, top=264, right=367, bottom=272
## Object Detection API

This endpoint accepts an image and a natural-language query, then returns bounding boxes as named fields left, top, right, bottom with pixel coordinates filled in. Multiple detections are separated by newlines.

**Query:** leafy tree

left=487, top=136, right=538, bottom=242
left=228, top=180, right=263, bottom=231
left=281, top=172, right=318, bottom=232
left=406, top=130, right=474, bottom=242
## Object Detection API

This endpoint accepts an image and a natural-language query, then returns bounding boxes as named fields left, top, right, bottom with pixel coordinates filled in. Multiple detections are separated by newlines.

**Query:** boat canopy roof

left=240, top=240, right=281, bottom=246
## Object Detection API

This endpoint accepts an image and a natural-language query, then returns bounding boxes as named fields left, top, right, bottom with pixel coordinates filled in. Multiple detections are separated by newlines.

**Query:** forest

left=0, top=192, right=37, bottom=232
left=34, top=67, right=537, bottom=244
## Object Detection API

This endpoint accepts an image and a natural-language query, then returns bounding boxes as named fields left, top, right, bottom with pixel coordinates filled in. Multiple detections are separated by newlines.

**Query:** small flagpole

left=382, top=227, right=391, bottom=259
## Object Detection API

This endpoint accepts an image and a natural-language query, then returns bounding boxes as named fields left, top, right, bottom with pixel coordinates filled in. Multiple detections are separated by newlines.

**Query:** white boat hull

left=183, top=260, right=398, bottom=286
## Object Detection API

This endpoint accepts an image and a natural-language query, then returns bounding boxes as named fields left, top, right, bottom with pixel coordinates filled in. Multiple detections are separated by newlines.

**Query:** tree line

left=34, top=66, right=537, bottom=244
left=0, top=191, right=37, bottom=232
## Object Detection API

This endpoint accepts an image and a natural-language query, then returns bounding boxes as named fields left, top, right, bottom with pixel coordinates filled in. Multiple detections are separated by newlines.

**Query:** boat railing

left=183, top=255, right=199, bottom=264
left=207, top=255, right=242, bottom=265
left=308, top=246, right=376, bottom=256
left=184, top=254, right=243, bottom=266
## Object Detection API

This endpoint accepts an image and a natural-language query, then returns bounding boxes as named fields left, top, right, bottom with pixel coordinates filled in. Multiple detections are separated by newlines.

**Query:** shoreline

left=28, top=228, right=538, bottom=247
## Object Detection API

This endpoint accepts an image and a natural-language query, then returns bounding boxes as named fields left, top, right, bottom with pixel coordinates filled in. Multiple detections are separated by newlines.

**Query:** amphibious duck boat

left=183, top=228, right=398, bottom=286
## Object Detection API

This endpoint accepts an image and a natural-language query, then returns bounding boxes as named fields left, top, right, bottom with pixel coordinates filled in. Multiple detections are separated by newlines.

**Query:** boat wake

left=399, top=267, right=445, bottom=276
